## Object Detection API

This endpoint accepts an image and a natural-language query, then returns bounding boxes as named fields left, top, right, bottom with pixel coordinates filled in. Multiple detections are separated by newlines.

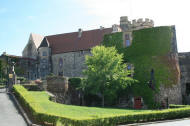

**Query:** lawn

left=13, top=85, right=190, bottom=126
left=29, top=91, right=151, bottom=120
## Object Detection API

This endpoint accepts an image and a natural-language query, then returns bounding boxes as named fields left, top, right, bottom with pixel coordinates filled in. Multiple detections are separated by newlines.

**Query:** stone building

left=21, top=16, right=154, bottom=79
left=2, top=16, right=189, bottom=106
left=178, top=52, right=190, bottom=104
left=0, top=53, right=37, bottom=80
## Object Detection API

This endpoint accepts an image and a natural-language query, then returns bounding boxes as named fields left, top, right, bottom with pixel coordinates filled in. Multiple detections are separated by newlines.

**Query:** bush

left=17, top=77, right=26, bottom=82
left=68, top=77, right=82, bottom=88
left=169, top=104, right=188, bottom=108
left=13, top=85, right=190, bottom=126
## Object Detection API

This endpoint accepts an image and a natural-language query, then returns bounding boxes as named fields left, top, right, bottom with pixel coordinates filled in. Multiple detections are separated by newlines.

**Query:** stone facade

left=47, top=76, right=81, bottom=105
left=52, top=50, right=91, bottom=77
left=155, top=26, right=182, bottom=105
left=0, top=53, right=37, bottom=80
left=22, top=33, right=44, bottom=60
left=120, top=16, right=154, bottom=48
left=178, top=52, right=190, bottom=104
left=38, top=47, right=51, bottom=78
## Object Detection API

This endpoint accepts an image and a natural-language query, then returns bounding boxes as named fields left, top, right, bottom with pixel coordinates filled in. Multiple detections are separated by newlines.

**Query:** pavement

left=140, top=119, right=190, bottom=126
left=120, top=118, right=190, bottom=126
left=0, top=88, right=28, bottom=126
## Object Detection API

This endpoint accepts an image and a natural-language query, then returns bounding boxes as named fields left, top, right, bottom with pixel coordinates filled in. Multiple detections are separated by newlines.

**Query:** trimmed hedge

left=13, top=85, right=190, bottom=126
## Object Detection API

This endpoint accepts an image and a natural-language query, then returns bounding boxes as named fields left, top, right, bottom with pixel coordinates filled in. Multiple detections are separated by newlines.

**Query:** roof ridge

left=46, top=27, right=112, bottom=37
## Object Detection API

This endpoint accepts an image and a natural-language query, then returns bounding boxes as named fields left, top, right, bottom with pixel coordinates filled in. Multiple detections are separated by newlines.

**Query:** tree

left=84, top=46, right=135, bottom=107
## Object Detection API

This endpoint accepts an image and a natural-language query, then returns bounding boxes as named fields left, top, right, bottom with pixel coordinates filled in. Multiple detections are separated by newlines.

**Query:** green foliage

left=102, top=32, right=124, bottom=52
left=13, top=85, right=190, bottom=126
left=69, top=77, right=82, bottom=89
left=15, top=66, right=26, bottom=75
left=0, top=59, right=7, bottom=81
left=84, top=46, right=136, bottom=106
left=102, top=26, right=177, bottom=108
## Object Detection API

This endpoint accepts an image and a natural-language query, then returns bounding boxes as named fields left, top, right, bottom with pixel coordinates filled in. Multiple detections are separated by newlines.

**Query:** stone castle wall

left=22, top=38, right=38, bottom=60
left=156, top=26, right=182, bottom=105
left=120, top=16, right=154, bottom=32
left=51, top=50, right=91, bottom=77
left=178, top=52, right=190, bottom=104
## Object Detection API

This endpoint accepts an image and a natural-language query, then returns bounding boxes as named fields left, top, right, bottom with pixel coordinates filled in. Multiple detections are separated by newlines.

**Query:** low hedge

left=13, top=85, right=190, bottom=126
left=169, top=104, right=189, bottom=108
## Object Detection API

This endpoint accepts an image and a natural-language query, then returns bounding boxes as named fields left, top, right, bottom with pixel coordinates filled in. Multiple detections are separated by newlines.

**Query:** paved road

left=141, top=119, right=190, bottom=126
left=0, top=89, right=27, bottom=126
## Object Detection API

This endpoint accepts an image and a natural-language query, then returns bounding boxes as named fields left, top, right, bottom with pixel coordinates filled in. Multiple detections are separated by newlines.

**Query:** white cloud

left=78, top=0, right=190, bottom=52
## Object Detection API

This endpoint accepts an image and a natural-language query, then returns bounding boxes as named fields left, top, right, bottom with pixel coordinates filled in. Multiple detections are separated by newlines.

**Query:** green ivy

left=102, top=26, right=178, bottom=108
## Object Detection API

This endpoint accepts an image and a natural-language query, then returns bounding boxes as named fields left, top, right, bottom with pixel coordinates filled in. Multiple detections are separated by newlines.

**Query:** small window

left=80, top=50, right=84, bottom=54
left=42, top=59, right=47, bottom=63
left=59, top=58, right=63, bottom=68
left=186, top=83, right=190, bottom=95
left=42, top=51, right=47, bottom=56
left=126, top=40, right=130, bottom=47
left=127, top=65, right=131, bottom=70
left=125, top=34, right=131, bottom=47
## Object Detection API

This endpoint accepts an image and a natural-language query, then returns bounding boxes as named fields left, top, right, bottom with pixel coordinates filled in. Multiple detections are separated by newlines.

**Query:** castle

left=2, top=16, right=190, bottom=105
left=20, top=16, right=154, bottom=80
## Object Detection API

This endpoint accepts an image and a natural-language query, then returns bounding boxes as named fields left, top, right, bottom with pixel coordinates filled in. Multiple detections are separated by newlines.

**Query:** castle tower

left=38, top=37, right=51, bottom=79
left=120, top=16, right=132, bottom=32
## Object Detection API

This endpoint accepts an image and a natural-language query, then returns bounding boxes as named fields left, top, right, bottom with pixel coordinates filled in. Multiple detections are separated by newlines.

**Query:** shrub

left=68, top=77, right=82, bottom=89
left=17, top=76, right=26, bottom=82
left=13, top=85, right=190, bottom=126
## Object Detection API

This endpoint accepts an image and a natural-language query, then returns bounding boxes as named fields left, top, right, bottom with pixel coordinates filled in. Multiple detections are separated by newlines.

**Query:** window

left=126, top=40, right=130, bottom=47
left=186, top=83, right=190, bottom=96
left=42, top=59, right=47, bottom=63
left=127, top=65, right=131, bottom=70
left=59, top=58, right=63, bottom=68
left=42, top=51, right=47, bottom=56
left=125, top=34, right=131, bottom=47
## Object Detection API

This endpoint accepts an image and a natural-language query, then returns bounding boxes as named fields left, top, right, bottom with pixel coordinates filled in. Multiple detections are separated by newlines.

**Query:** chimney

left=78, top=28, right=83, bottom=38
left=100, top=26, right=104, bottom=30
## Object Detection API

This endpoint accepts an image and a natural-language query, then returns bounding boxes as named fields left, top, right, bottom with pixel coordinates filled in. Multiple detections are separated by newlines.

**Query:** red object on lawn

left=134, top=97, right=142, bottom=109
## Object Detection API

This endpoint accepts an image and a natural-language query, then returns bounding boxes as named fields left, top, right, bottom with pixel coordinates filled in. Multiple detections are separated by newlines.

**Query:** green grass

left=13, top=85, right=190, bottom=126
left=23, top=90, right=151, bottom=120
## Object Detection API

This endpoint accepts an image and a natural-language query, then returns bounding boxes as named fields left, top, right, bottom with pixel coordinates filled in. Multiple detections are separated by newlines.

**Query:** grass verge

left=13, top=85, right=190, bottom=126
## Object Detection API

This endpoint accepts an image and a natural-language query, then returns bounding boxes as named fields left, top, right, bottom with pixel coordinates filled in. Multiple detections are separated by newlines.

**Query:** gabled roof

left=31, top=33, right=44, bottom=48
left=45, top=28, right=113, bottom=54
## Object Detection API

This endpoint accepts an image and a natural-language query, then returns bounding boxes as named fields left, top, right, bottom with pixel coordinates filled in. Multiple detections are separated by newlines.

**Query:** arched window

left=59, top=58, right=63, bottom=68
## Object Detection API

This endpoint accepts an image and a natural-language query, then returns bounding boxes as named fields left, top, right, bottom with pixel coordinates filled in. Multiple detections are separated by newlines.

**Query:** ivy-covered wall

left=102, top=26, right=180, bottom=107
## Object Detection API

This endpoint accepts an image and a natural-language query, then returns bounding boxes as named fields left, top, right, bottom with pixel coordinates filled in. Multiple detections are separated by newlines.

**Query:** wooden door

left=134, top=97, right=142, bottom=109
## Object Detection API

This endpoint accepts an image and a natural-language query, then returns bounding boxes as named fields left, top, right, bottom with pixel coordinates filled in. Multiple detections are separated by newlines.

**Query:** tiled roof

left=46, top=28, right=112, bottom=54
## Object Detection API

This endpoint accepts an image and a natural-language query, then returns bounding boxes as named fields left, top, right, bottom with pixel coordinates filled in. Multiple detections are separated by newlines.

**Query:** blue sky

left=0, top=0, right=190, bottom=56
